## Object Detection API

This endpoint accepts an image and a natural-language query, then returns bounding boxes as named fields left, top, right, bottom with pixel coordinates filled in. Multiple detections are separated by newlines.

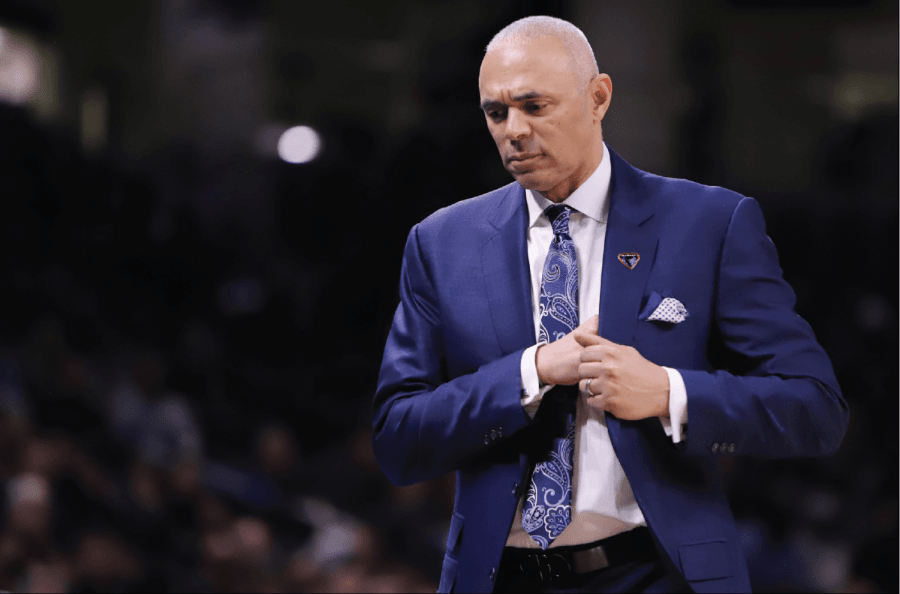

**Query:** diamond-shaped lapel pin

left=618, top=253, right=640, bottom=269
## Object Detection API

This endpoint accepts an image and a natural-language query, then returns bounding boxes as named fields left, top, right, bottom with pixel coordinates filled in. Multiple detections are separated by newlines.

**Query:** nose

left=504, top=107, right=530, bottom=141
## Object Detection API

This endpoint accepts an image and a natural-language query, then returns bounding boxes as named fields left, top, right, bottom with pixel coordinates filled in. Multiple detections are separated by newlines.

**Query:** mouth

left=506, top=154, right=542, bottom=165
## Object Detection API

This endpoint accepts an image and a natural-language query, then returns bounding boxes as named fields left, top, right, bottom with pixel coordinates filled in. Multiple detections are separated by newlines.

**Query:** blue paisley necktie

left=522, top=204, right=578, bottom=549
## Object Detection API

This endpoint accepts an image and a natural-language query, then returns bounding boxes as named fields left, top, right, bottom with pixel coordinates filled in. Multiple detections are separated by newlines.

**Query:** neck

left=540, top=177, right=586, bottom=203
left=539, top=140, right=604, bottom=203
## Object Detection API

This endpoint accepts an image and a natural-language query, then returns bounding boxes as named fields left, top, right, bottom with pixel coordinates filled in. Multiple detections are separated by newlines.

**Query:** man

left=372, top=16, right=847, bottom=594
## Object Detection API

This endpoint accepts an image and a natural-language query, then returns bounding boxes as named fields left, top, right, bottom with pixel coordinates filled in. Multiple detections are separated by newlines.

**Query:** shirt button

left=711, top=443, right=719, bottom=453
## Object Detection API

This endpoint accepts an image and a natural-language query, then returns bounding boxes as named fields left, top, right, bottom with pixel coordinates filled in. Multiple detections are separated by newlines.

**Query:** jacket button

left=498, top=427, right=503, bottom=438
left=728, top=443, right=735, bottom=453
left=711, top=442, right=719, bottom=453
left=490, top=429, right=498, bottom=440
left=483, top=435, right=490, bottom=445
left=512, top=482, right=519, bottom=496
left=489, top=567, right=496, bottom=581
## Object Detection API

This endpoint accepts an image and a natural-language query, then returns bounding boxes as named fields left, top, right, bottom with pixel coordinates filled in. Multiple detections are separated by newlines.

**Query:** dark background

left=0, top=0, right=895, bottom=592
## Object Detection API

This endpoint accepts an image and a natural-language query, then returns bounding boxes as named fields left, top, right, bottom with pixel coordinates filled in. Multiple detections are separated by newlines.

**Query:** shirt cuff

left=520, top=342, right=553, bottom=418
left=659, top=366, right=689, bottom=443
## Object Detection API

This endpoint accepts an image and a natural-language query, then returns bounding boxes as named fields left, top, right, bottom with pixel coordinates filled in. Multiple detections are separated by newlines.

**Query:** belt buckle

left=520, top=550, right=573, bottom=582
left=573, top=544, right=611, bottom=573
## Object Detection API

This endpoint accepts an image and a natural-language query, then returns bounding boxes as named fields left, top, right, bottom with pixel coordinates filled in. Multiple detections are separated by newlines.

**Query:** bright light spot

left=9, top=473, right=49, bottom=505
left=277, top=126, right=321, bottom=164
left=0, top=28, right=40, bottom=105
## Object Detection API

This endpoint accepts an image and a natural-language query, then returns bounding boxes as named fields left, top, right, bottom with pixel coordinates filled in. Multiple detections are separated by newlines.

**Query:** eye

left=487, top=109, right=507, bottom=122
left=524, top=102, right=545, bottom=114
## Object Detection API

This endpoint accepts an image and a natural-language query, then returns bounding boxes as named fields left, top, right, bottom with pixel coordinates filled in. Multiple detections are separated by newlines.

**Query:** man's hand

left=535, top=315, right=601, bottom=386
left=574, top=333, right=670, bottom=420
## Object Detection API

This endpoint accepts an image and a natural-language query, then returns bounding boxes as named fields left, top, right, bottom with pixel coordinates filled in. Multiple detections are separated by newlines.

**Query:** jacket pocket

left=678, top=539, right=733, bottom=581
left=438, top=554, right=458, bottom=593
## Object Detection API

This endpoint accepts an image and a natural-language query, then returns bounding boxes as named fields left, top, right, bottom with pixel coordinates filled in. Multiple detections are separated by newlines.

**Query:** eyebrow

left=480, top=91, right=547, bottom=111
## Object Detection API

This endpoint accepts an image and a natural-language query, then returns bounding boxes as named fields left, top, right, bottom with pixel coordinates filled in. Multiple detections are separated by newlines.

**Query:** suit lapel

left=481, top=183, right=535, bottom=357
left=598, top=148, right=658, bottom=347
left=598, top=217, right=658, bottom=346
left=600, top=149, right=660, bottom=474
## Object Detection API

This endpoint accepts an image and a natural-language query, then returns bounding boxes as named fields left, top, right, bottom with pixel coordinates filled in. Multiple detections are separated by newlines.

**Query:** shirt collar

left=526, top=142, right=611, bottom=228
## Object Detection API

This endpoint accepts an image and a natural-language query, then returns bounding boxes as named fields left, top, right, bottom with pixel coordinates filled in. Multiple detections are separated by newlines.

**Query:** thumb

left=573, top=315, right=601, bottom=346
left=580, top=314, right=599, bottom=334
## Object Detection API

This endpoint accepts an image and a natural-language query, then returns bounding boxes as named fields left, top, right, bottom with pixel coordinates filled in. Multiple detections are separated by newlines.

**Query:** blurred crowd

left=0, top=101, right=460, bottom=592
left=0, top=323, right=458, bottom=593
left=0, top=315, right=453, bottom=593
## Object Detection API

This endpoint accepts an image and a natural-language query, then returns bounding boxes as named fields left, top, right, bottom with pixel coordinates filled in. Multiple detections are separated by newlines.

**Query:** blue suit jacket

left=372, top=148, right=848, bottom=593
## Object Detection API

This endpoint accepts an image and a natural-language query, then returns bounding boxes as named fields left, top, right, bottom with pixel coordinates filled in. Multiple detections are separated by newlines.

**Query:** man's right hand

left=535, top=315, right=601, bottom=386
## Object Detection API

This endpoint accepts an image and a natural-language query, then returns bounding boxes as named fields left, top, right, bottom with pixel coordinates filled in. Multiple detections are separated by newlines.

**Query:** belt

left=498, top=527, right=655, bottom=583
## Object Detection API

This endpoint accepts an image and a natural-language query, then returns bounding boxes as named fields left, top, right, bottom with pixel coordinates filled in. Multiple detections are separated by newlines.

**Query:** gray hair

left=485, top=16, right=599, bottom=91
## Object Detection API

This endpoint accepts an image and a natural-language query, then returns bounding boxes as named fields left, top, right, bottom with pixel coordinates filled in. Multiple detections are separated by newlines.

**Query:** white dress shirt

left=505, top=143, right=688, bottom=548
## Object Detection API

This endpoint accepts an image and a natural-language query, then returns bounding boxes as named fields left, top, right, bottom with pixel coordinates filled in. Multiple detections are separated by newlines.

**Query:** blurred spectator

left=109, top=351, right=204, bottom=470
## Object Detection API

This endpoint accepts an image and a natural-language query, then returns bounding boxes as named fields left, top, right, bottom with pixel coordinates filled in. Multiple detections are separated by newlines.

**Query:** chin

left=510, top=169, right=552, bottom=192
left=506, top=164, right=538, bottom=183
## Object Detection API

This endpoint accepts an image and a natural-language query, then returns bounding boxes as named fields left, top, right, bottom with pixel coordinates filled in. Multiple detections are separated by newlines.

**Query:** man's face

left=479, top=36, right=608, bottom=200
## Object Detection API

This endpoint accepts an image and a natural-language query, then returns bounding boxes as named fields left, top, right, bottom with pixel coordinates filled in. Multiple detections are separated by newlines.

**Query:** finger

left=579, top=314, right=599, bottom=334
left=573, top=330, right=601, bottom=348
left=572, top=316, right=601, bottom=347
left=580, top=377, right=605, bottom=395
left=584, top=394, right=606, bottom=410
left=580, top=345, right=616, bottom=362
left=578, top=362, right=606, bottom=379
left=593, top=334, right=618, bottom=347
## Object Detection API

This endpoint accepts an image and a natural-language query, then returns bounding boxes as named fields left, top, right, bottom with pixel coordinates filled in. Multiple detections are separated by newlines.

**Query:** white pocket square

left=646, top=297, right=689, bottom=324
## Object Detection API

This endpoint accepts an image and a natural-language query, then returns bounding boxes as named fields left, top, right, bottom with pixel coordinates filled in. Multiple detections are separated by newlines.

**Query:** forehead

left=479, top=37, right=578, bottom=101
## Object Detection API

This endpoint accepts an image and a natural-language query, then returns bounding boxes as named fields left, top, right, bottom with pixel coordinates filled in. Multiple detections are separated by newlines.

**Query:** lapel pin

left=618, top=253, right=640, bottom=269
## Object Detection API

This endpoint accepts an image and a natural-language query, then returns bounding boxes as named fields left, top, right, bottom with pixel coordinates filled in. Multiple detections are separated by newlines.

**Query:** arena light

left=277, top=125, right=321, bottom=164
left=0, top=26, right=40, bottom=105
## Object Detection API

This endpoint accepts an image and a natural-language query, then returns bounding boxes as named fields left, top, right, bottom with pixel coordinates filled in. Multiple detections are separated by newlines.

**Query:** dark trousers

left=493, top=547, right=690, bottom=594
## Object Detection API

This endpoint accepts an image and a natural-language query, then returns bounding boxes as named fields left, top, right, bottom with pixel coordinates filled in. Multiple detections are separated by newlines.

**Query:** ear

left=591, top=74, right=612, bottom=121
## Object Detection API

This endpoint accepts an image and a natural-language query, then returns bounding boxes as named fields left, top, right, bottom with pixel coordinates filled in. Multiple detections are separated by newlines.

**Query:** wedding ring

left=586, top=378, right=594, bottom=395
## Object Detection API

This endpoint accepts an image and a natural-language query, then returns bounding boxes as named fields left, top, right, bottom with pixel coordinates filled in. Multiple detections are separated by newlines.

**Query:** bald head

left=478, top=17, right=612, bottom=202
left=486, top=16, right=599, bottom=92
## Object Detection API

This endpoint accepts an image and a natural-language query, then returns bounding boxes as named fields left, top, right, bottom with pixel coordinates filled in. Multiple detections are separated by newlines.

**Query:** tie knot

left=544, top=205, right=573, bottom=238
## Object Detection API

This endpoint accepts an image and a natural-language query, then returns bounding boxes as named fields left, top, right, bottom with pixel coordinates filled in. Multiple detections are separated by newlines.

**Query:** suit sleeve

left=678, top=197, right=849, bottom=457
left=372, top=224, right=532, bottom=486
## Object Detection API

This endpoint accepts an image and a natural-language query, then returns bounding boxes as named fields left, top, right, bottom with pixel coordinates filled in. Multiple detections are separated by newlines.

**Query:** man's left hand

left=573, top=333, right=670, bottom=420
